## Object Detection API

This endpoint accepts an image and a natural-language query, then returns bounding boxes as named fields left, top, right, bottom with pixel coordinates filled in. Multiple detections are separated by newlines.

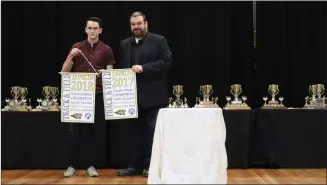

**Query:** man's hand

left=69, top=48, right=81, bottom=57
left=132, top=65, right=143, bottom=73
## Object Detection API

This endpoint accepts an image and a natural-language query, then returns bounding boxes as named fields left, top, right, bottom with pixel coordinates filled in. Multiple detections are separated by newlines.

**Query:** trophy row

left=2, top=86, right=60, bottom=111
left=168, top=84, right=326, bottom=109
left=2, top=84, right=326, bottom=111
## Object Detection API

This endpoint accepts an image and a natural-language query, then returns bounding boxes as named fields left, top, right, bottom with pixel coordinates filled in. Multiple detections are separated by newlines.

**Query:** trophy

left=3, top=86, right=20, bottom=111
left=36, top=86, right=51, bottom=111
left=261, top=84, right=287, bottom=109
left=16, top=87, right=31, bottom=111
left=168, top=97, right=175, bottom=108
left=268, top=84, right=279, bottom=104
left=183, top=97, right=189, bottom=108
left=194, top=97, right=201, bottom=108
left=212, top=97, right=219, bottom=106
left=33, top=96, right=45, bottom=111
left=35, top=98, right=43, bottom=110
left=42, top=86, right=52, bottom=101
left=304, top=84, right=326, bottom=109
left=3, top=86, right=32, bottom=111
left=33, top=86, right=60, bottom=111
left=224, top=84, right=251, bottom=110
left=316, top=84, right=325, bottom=99
left=48, top=87, right=60, bottom=111
left=168, top=85, right=189, bottom=108
left=3, top=97, right=15, bottom=111
left=11, top=86, right=21, bottom=102
left=309, top=85, right=317, bottom=103
left=195, top=85, right=219, bottom=108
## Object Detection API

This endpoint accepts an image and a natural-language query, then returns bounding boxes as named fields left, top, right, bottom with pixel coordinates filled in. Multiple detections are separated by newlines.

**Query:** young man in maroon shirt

left=62, top=17, right=115, bottom=178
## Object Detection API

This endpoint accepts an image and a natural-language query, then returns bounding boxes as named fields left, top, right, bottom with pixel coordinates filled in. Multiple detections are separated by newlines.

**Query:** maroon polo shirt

left=70, top=40, right=115, bottom=93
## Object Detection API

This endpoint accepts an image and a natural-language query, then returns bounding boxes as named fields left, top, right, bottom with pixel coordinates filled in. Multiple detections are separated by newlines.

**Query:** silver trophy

left=168, top=85, right=189, bottom=108
left=224, top=84, right=251, bottom=110
left=304, top=84, right=326, bottom=109
left=261, top=84, right=287, bottom=109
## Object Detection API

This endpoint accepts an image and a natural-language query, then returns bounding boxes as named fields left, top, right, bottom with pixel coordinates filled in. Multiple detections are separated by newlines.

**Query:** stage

left=1, top=169, right=325, bottom=184
left=1, top=1, right=327, bottom=184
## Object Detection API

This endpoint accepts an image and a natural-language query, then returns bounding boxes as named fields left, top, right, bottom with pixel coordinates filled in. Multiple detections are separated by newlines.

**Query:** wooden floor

left=1, top=169, right=326, bottom=184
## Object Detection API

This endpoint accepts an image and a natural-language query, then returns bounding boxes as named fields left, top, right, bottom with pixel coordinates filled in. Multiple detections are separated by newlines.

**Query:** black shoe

left=117, top=167, right=143, bottom=176
left=143, top=169, right=149, bottom=177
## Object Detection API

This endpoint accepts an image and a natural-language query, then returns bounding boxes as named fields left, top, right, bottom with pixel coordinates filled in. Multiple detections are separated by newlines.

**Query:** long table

left=1, top=109, right=326, bottom=169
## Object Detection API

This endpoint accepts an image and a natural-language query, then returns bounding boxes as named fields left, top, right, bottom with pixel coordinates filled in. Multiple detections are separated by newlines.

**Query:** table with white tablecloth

left=148, top=108, right=228, bottom=184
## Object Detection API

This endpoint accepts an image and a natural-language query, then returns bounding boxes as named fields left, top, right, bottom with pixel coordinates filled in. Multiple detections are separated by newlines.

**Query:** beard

left=132, top=28, right=146, bottom=38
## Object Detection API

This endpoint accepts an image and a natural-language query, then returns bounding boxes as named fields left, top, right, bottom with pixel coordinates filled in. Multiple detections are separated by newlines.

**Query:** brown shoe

left=143, top=169, right=149, bottom=177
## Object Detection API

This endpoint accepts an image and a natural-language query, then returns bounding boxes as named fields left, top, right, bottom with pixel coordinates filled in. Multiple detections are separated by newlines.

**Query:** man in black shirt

left=116, top=11, right=172, bottom=177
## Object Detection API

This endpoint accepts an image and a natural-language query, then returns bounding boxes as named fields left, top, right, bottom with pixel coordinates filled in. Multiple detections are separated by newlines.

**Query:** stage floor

left=1, top=169, right=325, bottom=184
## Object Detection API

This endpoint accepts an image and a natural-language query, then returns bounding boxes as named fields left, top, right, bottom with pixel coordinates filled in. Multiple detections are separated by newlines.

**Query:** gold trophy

left=304, top=84, right=326, bottom=109
left=3, top=86, right=32, bottom=111
left=42, top=86, right=52, bottom=101
left=15, top=87, right=30, bottom=111
left=33, top=86, right=52, bottom=111
left=2, top=86, right=20, bottom=111
left=309, top=85, right=317, bottom=103
left=33, top=86, right=60, bottom=111
left=168, top=85, right=189, bottom=108
left=196, top=85, right=219, bottom=108
left=48, top=87, right=60, bottom=111
left=268, top=84, right=279, bottom=104
left=316, top=84, right=326, bottom=108
left=224, top=84, right=251, bottom=110
left=261, top=84, right=286, bottom=109
left=11, top=86, right=21, bottom=102
left=316, top=84, right=325, bottom=99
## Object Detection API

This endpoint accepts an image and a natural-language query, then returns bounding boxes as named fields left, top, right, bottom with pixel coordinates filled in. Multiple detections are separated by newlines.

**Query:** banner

left=59, top=72, right=97, bottom=123
left=101, top=69, right=138, bottom=120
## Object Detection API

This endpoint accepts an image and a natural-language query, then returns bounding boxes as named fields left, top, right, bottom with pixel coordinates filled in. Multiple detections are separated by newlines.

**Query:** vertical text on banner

left=101, top=69, right=138, bottom=120
left=59, top=72, right=97, bottom=123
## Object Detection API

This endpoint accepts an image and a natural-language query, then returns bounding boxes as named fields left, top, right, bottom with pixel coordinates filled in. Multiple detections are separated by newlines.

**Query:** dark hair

left=86, top=17, right=103, bottom=28
left=130, top=11, right=147, bottom=22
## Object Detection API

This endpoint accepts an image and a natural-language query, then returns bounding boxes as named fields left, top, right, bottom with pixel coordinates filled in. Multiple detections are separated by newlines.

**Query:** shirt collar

left=85, top=39, right=100, bottom=48
left=131, top=31, right=149, bottom=44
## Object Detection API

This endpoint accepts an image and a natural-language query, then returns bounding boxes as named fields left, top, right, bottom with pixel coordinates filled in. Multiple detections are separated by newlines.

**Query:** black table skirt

left=1, top=112, right=107, bottom=169
left=223, top=110, right=255, bottom=168
left=2, top=110, right=253, bottom=169
left=251, top=109, right=327, bottom=168
left=2, top=109, right=326, bottom=169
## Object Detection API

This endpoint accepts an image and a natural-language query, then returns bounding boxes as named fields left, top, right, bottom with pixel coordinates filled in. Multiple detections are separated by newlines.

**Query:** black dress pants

left=132, top=104, right=162, bottom=170
left=66, top=93, right=105, bottom=169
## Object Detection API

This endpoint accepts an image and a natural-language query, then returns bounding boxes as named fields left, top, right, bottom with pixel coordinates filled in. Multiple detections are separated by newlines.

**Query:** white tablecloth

left=148, top=108, right=228, bottom=184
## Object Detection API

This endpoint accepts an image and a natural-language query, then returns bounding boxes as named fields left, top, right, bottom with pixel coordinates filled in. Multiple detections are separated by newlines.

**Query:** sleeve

left=67, top=43, right=78, bottom=62
left=141, top=36, right=172, bottom=75
left=105, top=47, right=116, bottom=66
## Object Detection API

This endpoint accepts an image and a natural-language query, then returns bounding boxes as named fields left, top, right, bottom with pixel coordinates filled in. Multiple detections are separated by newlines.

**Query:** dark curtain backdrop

left=1, top=1, right=254, bottom=108
left=255, top=1, right=327, bottom=108
left=2, top=1, right=327, bottom=109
